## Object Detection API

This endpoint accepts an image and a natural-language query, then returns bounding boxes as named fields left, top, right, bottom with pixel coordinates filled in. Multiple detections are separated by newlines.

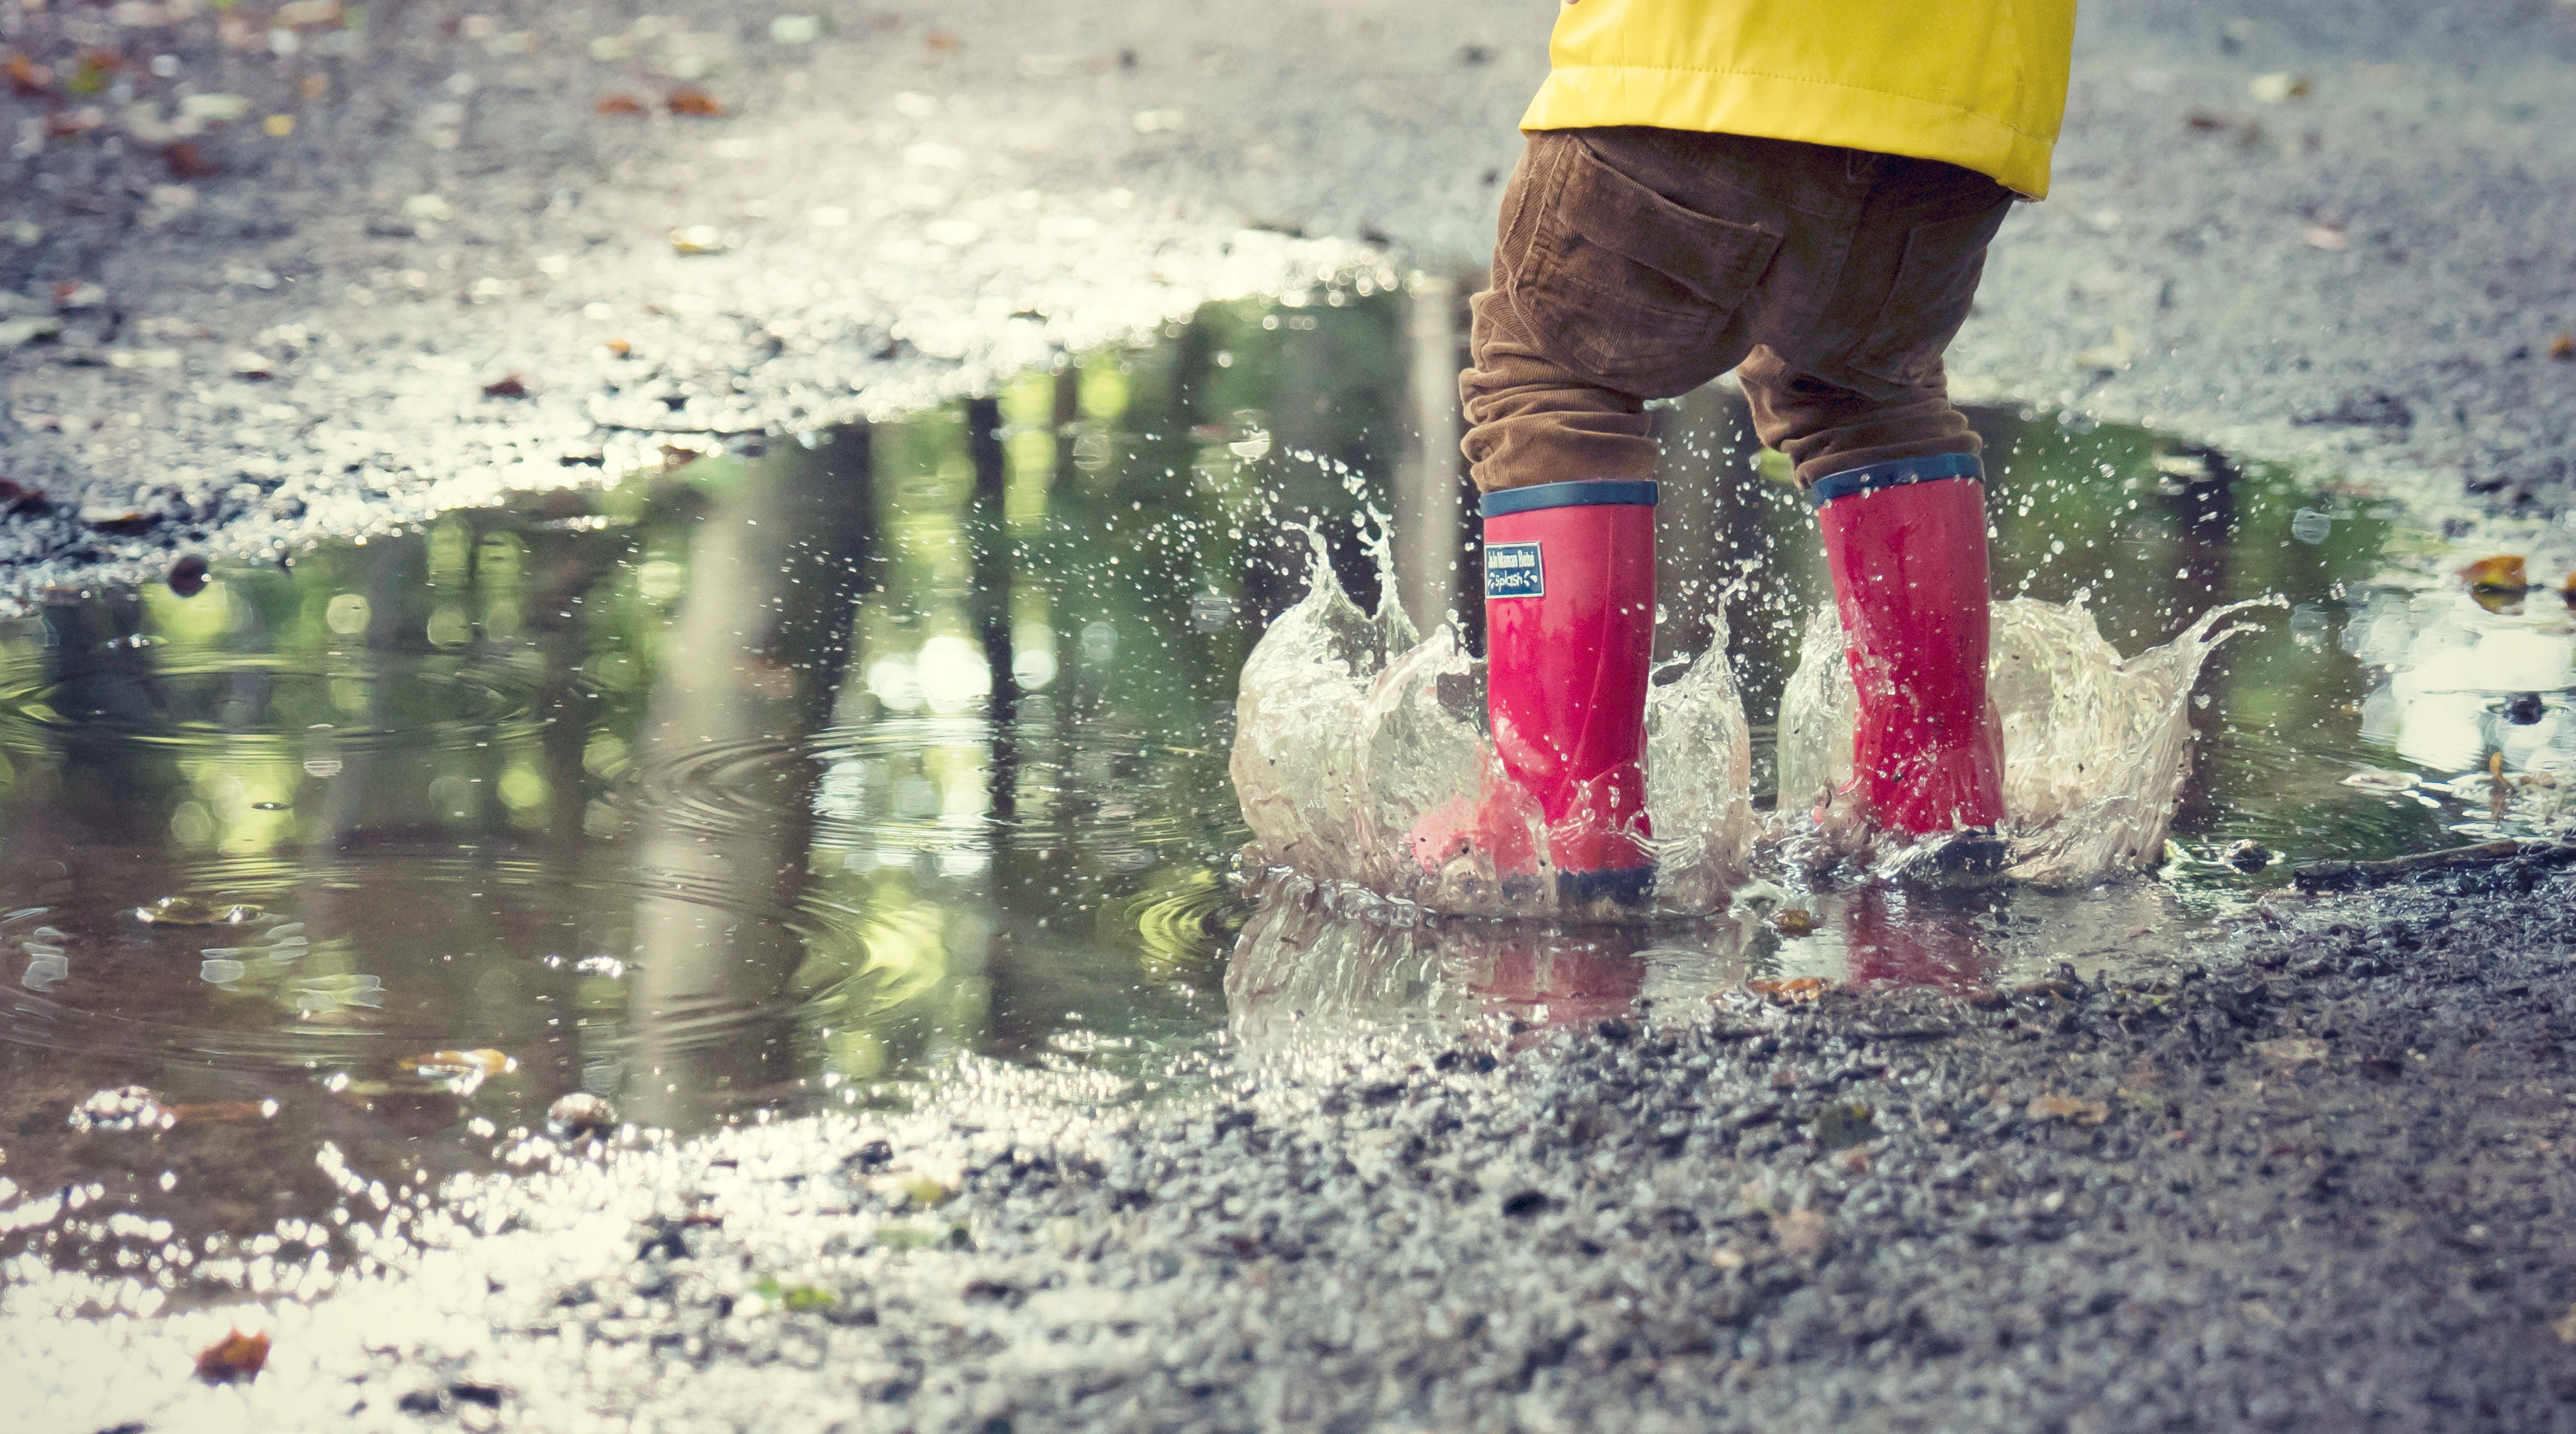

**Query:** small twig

left=2292, top=839, right=2575, bottom=892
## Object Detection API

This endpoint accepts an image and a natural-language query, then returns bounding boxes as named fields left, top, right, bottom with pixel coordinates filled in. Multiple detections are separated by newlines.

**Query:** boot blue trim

left=1480, top=479, right=1660, bottom=518
left=1807, top=453, right=1982, bottom=508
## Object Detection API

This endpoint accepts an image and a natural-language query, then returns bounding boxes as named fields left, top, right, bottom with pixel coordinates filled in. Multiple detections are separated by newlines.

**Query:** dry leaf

left=481, top=373, right=529, bottom=399
left=1771, top=907, right=1817, bottom=936
left=595, top=92, right=648, bottom=116
left=1747, top=976, right=1829, bottom=1004
left=2252, top=1036, right=2328, bottom=1066
left=195, top=1329, right=270, bottom=1384
left=2027, top=1093, right=2111, bottom=1125
left=924, top=27, right=962, bottom=51
left=399, top=1048, right=516, bottom=1078
left=5, top=53, right=53, bottom=97
left=666, top=84, right=725, bottom=117
left=2550, top=333, right=2575, bottom=361
left=2458, top=554, right=2528, bottom=592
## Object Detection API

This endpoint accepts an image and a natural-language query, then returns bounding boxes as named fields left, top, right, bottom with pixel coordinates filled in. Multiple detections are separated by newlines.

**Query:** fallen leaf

left=2252, top=1036, right=2328, bottom=1066
left=666, top=84, right=725, bottom=117
left=399, top=1048, right=516, bottom=1078
left=2027, top=1093, right=2111, bottom=1125
left=2302, top=224, right=2348, bottom=252
left=1747, top=976, right=1829, bottom=1004
left=2550, top=333, right=2575, bottom=361
left=2458, top=554, right=2528, bottom=593
left=924, top=27, right=961, bottom=51
left=0, top=478, right=47, bottom=511
left=195, top=1329, right=269, bottom=1384
left=1771, top=907, right=1817, bottom=936
left=603, top=338, right=632, bottom=358
left=594, top=92, right=648, bottom=116
left=481, top=373, right=529, bottom=399
left=162, top=141, right=222, bottom=179
left=4, top=53, right=53, bottom=97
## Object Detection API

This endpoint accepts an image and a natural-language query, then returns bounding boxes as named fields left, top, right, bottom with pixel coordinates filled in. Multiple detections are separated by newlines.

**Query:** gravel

left=12, top=846, right=2576, bottom=1432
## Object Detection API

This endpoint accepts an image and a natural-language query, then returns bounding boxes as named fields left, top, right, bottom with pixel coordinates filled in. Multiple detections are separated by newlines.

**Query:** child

left=1462, top=0, right=2077, bottom=891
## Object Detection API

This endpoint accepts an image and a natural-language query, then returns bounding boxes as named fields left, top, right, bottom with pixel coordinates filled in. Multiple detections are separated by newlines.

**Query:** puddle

left=1, top=288, right=2570, bottom=1306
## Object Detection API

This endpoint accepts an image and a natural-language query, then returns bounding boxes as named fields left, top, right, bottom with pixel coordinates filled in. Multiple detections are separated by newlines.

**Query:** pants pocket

left=1506, top=134, right=1781, bottom=399
left=1841, top=198, right=2012, bottom=389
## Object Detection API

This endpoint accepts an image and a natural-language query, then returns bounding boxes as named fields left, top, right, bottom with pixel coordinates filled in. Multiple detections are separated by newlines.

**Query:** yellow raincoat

left=1520, top=0, right=2078, bottom=198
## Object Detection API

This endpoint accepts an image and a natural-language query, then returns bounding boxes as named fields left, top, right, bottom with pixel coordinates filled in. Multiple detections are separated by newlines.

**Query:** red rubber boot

left=1480, top=478, right=1659, bottom=904
left=1811, top=455, right=2007, bottom=858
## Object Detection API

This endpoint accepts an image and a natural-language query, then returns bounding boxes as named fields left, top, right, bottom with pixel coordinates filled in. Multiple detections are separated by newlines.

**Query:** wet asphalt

left=5, top=0, right=2576, bottom=1428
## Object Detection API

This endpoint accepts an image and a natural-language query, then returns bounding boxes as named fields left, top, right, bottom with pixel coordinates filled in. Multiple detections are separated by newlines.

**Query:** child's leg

left=1729, top=167, right=2014, bottom=851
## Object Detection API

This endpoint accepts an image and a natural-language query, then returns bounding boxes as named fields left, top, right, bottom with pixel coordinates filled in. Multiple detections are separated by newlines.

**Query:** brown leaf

left=594, top=92, right=648, bottom=116
left=162, top=141, right=222, bottom=179
left=481, top=373, right=529, bottom=399
left=1771, top=907, right=1817, bottom=936
left=4, top=53, right=52, bottom=97
left=399, top=1048, right=515, bottom=1078
left=2549, top=332, right=2575, bottom=361
left=2457, top=554, right=2528, bottom=592
left=0, top=478, right=48, bottom=512
left=1747, top=976, right=1829, bottom=1004
left=666, top=85, right=725, bottom=117
left=2027, top=1093, right=2111, bottom=1125
left=195, top=1329, right=270, bottom=1384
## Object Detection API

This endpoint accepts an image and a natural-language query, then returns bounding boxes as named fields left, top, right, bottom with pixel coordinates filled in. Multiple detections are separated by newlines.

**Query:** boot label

left=1485, top=541, right=1544, bottom=599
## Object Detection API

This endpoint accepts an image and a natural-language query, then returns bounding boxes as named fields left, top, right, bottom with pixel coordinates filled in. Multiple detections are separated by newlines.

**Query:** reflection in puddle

left=0, top=287, right=2567, bottom=1304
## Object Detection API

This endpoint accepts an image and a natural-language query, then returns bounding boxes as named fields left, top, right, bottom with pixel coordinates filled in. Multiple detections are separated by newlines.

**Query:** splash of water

left=1776, top=597, right=2277, bottom=887
left=1230, top=534, right=1754, bottom=916
left=1231, top=534, right=2269, bottom=909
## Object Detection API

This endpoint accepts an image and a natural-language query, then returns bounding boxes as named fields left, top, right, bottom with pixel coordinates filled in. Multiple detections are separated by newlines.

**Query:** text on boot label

left=1486, top=541, right=1544, bottom=599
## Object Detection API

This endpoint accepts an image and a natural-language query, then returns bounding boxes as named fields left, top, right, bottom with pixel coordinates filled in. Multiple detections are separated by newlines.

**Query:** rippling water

left=1, top=289, right=2568, bottom=1304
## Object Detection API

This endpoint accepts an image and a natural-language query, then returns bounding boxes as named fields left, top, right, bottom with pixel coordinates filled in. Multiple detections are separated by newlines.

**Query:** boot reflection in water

left=1448, top=0, right=2073, bottom=889
left=1836, top=887, right=1988, bottom=990
left=1468, top=930, right=1651, bottom=1038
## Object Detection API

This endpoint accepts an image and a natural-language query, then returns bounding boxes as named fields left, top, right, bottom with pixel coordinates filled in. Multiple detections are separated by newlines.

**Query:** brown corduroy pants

left=1462, top=127, right=2016, bottom=492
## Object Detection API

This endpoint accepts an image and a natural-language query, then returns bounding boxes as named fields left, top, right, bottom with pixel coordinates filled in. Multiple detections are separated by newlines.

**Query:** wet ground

left=1, top=0, right=2573, bottom=594
left=4, top=293, right=2571, bottom=1325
